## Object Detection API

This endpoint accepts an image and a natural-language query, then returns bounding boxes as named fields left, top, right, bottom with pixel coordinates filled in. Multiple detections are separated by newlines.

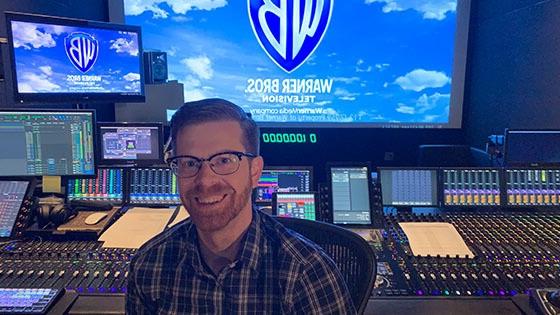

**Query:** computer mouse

left=84, top=212, right=108, bottom=225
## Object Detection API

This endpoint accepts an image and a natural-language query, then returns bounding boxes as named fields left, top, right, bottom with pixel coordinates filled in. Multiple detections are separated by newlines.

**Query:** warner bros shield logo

left=64, top=32, right=99, bottom=73
left=248, top=0, right=333, bottom=73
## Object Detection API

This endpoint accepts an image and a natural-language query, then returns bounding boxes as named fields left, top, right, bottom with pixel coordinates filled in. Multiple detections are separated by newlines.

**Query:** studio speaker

left=143, top=51, right=168, bottom=84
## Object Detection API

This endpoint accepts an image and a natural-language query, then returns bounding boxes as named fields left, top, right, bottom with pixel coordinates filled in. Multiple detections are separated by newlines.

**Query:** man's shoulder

left=259, top=213, right=336, bottom=269
left=130, top=219, right=191, bottom=269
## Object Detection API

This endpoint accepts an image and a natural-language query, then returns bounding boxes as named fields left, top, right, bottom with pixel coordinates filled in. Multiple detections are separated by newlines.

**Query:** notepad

left=100, top=207, right=174, bottom=249
left=399, top=222, right=474, bottom=258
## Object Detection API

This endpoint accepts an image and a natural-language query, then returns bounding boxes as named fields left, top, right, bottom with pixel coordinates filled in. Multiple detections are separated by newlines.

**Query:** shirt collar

left=185, top=209, right=268, bottom=274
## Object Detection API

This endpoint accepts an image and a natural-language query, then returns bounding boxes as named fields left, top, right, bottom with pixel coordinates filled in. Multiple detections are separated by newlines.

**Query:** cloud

left=396, top=104, right=416, bottom=114
left=332, top=76, right=360, bottom=84
left=110, top=38, right=139, bottom=56
left=314, top=101, right=332, bottom=106
left=181, top=55, right=213, bottom=80
left=356, top=59, right=372, bottom=73
left=394, top=69, right=450, bottom=91
left=171, top=15, right=191, bottom=22
left=18, top=72, right=61, bottom=92
left=125, top=81, right=141, bottom=91
left=123, top=72, right=141, bottom=81
left=167, top=46, right=178, bottom=56
left=256, top=67, right=270, bottom=72
left=375, top=63, right=390, bottom=71
left=395, top=92, right=450, bottom=115
left=416, top=92, right=450, bottom=113
left=39, top=66, right=53, bottom=76
left=334, top=88, right=359, bottom=101
left=423, top=115, right=440, bottom=122
left=182, top=75, right=209, bottom=101
left=125, top=0, right=228, bottom=18
left=365, top=0, right=456, bottom=20
left=11, top=21, right=57, bottom=50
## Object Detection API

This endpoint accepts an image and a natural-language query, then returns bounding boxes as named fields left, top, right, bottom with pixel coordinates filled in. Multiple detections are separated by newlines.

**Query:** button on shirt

left=126, top=209, right=356, bottom=314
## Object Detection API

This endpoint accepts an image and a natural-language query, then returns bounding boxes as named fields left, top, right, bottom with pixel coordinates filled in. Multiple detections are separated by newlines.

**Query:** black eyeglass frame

left=168, top=151, right=256, bottom=178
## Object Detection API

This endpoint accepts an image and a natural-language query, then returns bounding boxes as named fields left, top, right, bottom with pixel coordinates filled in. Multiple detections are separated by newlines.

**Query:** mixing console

left=374, top=211, right=560, bottom=297
left=67, top=168, right=124, bottom=203
left=2, top=210, right=557, bottom=303
left=443, top=169, right=500, bottom=206
left=0, top=241, right=135, bottom=294
left=129, top=168, right=180, bottom=205
left=506, top=169, right=560, bottom=206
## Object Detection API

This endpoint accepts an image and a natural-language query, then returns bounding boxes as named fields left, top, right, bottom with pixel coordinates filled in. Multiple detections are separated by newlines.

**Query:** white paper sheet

left=399, top=222, right=474, bottom=258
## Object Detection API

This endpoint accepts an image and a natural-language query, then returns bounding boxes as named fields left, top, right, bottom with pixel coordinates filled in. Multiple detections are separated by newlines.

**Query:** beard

left=181, top=178, right=253, bottom=232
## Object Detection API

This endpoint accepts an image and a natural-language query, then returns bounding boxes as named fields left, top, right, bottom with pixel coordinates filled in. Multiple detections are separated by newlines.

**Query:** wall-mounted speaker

left=143, top=51, right=168, bottom=84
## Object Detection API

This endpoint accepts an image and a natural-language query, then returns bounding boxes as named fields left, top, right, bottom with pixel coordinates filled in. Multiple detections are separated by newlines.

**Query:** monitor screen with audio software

left=98, top=122, right=163, bottom=165
left=0, top=180, right=30, bottom=238
left=329, top=165, right=372, bottom=225
left=255, top=167, right=312, bottom=204
left=0, top=110, right=95, bottom=177
left=272, top=192, right=317, bottom=221
left=379, top=168, right=439, bottom=206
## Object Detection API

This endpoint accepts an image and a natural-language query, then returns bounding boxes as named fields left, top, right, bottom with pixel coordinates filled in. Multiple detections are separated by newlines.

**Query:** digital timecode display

left=262, top=133, right=317, bottom=144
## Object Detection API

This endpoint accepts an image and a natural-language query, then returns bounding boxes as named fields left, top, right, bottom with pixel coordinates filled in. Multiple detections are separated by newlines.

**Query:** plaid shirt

left=126, top=209, right=356, bottom=314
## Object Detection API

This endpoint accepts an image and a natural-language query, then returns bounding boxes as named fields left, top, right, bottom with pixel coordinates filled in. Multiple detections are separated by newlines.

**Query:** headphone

left=36, top=197, right=77, bottom=227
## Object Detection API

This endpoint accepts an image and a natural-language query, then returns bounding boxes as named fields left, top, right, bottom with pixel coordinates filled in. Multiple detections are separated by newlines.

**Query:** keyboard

left=0, top=288, right=61, bottom=314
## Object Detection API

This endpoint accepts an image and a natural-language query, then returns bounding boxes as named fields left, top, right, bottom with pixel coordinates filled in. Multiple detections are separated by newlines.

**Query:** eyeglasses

left=168, top=151, right=256, bottom=178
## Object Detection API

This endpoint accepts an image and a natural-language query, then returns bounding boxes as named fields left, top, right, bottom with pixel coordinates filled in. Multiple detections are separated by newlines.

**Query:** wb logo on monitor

left=64, top=32, right=99, bottom=73
left=248, top=0, right=333, bottom=73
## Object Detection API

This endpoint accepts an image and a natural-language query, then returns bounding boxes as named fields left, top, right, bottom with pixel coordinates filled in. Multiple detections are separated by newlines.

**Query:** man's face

left=175, top=120, right=263, bottom=232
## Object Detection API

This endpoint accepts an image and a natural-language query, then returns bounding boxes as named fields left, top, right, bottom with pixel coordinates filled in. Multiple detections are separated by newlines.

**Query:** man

left=126, top=98, right=356, bottom=314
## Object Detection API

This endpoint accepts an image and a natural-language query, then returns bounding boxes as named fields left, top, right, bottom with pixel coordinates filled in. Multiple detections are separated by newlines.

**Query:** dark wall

left=463, top=0, right=560, bottom=148
left=259, top=127, right=464, bottom=184
left=0, top=0, right=115, bottom=121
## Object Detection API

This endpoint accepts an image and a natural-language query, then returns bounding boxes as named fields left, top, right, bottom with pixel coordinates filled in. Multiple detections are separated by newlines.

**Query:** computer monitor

left=6, top=12, right=144, bottom=103
left=328, top=165, right=372, bottom=225
left=272, top=192, right=317, bottom=221
left=442, top=168, right=501, bottom=206
left=0, top=110, right=95, bottom=177
left=505, top=168, right=560, bottom=207
left=255, top=167, right=313, bottom=204
left=67, top=167, right=124, bottom=204
left=0, top=180, right=32, bottom=238
left=379, top=168, right=439, bottom=206
left=97, top=122, right=163, bottom=166
left=504, top=129, right=560, bottom=166
left=129, top=167, right=180, bottom=205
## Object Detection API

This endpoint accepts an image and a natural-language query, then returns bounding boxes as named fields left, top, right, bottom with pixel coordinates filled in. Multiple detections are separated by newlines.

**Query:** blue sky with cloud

left=125, top=0, right=457, bottom=125
left=11, top=21, right=142, bottom=94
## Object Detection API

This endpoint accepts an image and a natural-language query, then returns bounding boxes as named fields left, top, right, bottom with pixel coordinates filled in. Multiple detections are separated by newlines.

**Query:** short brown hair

left=170, top=98, right=259, bottom=155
